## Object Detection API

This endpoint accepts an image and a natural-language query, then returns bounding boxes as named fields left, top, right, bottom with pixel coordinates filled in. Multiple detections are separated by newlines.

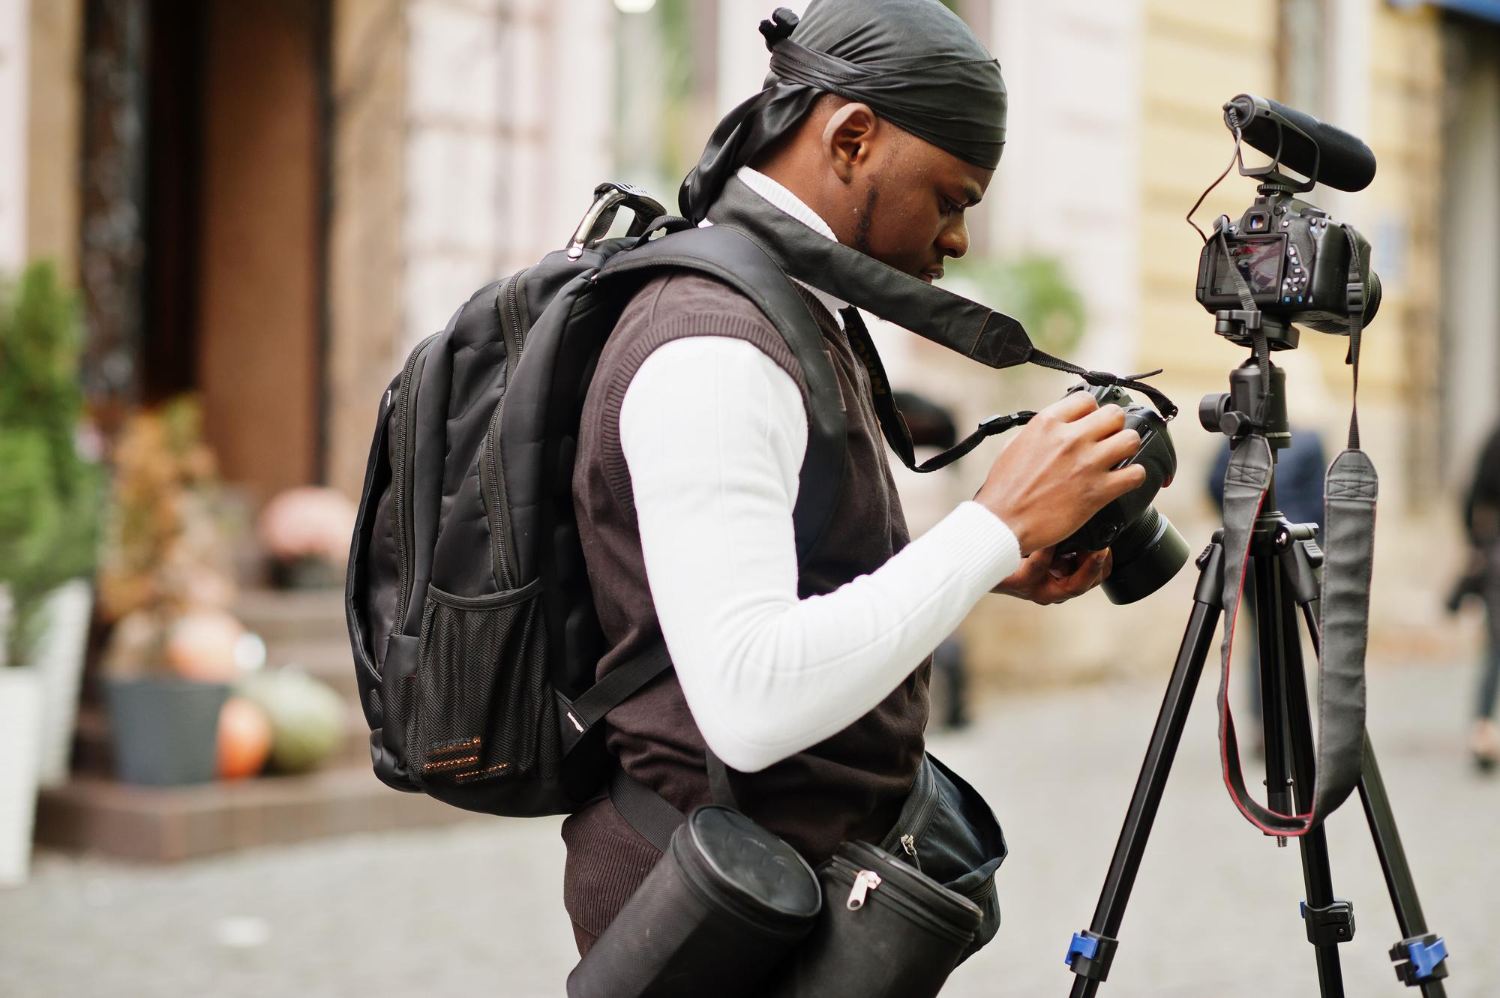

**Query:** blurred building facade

left=4, top=0, right=1497, bottom=676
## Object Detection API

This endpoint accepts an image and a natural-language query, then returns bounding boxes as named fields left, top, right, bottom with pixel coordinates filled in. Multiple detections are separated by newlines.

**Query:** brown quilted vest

left=563, top=269, right=929, bottom=940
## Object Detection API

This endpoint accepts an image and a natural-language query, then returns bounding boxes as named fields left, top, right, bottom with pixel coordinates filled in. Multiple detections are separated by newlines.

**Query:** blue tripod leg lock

left=1065, top=929, right=1119, bottom=982
left=1389, top=934, right=1449, bottom=986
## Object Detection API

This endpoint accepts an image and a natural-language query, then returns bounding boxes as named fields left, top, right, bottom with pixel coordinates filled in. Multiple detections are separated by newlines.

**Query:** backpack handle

left=567, top=182, right=669, bottom=260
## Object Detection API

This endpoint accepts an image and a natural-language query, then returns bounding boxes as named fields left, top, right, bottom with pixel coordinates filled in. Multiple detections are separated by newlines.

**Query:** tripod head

left=1197, top=311, right=1292, bottom=454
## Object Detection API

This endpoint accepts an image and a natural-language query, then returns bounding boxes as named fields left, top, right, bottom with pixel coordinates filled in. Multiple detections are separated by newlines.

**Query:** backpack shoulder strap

left=597, top=224, right=846, bottom=564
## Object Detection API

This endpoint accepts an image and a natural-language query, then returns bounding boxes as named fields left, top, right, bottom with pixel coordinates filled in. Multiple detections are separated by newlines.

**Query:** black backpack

left=344, top=183, right=847, bottom=819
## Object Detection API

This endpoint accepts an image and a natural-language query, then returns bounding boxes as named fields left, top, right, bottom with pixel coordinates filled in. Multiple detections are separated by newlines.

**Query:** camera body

left=1057, top=385, right=1189, bottom=604
left=1195, top=193, right=1380, bottom=345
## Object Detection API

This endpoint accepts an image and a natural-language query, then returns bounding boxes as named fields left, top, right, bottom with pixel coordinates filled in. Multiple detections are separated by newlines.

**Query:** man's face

left=825, top=107, right=995, bottom=282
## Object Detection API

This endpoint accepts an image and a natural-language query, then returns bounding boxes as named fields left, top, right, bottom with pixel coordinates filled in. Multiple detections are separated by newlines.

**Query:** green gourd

left=239, top=669, right=345, bottom=774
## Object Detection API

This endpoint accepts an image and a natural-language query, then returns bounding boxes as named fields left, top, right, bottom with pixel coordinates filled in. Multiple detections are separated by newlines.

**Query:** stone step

left=264, top=641, right=361, bottom=701
left=234, top=587, right=347, bottom=647
left=34, top=765, right=478, bottom=862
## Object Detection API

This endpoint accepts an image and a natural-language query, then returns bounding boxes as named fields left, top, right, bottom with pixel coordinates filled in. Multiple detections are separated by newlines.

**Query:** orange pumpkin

left=165, top=610, right=245, bottom=682
left=217, top=696, right=273, bottom=780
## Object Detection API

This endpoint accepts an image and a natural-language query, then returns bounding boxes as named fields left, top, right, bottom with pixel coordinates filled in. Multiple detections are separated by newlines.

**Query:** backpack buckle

left=567, top=183, right=668, bottom=260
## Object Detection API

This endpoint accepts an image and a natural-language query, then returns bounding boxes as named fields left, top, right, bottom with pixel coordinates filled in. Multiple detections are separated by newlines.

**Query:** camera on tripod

left=1064, top=96, right=1453, bottom=998
left=1193, top=94, right=1383, bottom=353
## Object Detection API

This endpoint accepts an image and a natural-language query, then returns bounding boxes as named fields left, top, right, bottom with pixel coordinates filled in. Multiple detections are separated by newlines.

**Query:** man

left=564, top=0, right=1146, bottom=954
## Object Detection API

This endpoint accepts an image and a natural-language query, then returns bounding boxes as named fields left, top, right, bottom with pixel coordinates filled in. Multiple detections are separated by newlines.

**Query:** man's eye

left=941, top=198, right=961, bottom=215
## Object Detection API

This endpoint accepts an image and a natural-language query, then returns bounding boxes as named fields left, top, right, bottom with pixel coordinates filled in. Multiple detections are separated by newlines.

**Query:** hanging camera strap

left=1215, top=223, right=1376, bottom=836
left=704, top=175, right=1179, bottom=423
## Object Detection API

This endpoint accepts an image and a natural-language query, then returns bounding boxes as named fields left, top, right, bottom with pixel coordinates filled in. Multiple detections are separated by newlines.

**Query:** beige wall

left=25, top=0, right=82, bottom=280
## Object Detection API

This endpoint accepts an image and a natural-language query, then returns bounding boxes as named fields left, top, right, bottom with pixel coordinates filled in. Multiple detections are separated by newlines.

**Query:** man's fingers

left=1042, top=390, right=1099, bottom=423
left=1077, top=404, right=1128, bottom=440
left=1095, top=427, right=1143, bottom=468
left=1100, top=462, right=1148, bottom=502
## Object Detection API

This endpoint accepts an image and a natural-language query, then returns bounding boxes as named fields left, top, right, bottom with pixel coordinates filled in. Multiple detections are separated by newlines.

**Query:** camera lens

left=1101, top=507, right=1191, bottom=605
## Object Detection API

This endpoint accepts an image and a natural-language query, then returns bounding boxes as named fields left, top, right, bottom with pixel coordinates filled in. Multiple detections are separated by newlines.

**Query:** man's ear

left=821, top=103, right=879, bottom=184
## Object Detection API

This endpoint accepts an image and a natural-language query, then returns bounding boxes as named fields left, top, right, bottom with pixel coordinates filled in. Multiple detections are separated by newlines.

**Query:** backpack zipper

left=480, top=270, right=529, bottom=590
left=392, top=334, right=439, bottom=631
left=847, top=869, right=882, bottom=910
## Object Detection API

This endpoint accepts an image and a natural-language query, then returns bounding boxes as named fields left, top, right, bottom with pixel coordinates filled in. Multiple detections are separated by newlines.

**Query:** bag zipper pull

left=846, top=870, right=882, bottom=910
left=900, top=833, right=917, bottom=860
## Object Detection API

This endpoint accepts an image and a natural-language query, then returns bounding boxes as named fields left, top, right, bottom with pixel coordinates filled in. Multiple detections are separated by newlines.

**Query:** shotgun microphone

left=1224, top=94, right=1377, bottom=193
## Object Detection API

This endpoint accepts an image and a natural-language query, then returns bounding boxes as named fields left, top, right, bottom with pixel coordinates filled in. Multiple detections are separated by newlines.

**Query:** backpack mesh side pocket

left=410, top=579, right=558, bottom=789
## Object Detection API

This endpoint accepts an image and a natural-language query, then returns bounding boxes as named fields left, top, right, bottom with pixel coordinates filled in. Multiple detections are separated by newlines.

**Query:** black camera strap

left=705, top=175, right=1179, bottom=420
left=839, top=305, right=1038, bottom=472
left=1214, top=225, right=1376, bottom=836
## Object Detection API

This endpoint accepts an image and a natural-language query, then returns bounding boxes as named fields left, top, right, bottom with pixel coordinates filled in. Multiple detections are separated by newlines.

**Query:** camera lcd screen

left=1212, top=236, right=1285, bottom=297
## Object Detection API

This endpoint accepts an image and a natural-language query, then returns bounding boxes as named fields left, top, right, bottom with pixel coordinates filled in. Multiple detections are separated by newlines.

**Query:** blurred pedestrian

left=1452, top=422, right=1500, bottom=771
left=891, top=389, right=971, bottom=729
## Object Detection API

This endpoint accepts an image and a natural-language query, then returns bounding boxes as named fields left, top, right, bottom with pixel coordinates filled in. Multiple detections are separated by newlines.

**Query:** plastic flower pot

left=104, top=677, right=230, bottom=786
left=0, top=668, right=43, bottom=886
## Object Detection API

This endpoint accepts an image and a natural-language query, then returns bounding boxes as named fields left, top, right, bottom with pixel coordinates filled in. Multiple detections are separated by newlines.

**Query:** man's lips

left=919, top=269, right=943, bottom=284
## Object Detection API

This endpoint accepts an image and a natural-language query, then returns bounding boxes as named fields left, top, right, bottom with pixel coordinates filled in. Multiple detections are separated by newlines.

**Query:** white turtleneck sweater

left=618, top=167, right=1021, bottom=773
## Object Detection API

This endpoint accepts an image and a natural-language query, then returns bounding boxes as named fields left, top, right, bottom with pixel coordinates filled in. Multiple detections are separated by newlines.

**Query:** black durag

left=679, top=0, right=1007, bottom=223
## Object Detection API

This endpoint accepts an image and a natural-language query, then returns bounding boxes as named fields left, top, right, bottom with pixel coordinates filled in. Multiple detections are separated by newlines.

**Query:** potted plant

left=0, top=262, right=103, bottom=790
left=97, top=397, right=242, bottom=785
left=0, top=262, right=103, bottom=883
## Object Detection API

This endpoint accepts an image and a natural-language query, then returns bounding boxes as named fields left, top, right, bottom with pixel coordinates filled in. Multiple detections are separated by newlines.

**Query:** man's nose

left=938, top=218, right=969, bottom=259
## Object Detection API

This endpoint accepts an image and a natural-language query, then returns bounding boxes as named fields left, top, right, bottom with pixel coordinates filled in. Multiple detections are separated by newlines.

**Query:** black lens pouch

left=765, top=753, right=1006, bottom=997
left=767, top=839, right=983, bottom=998
left=566, top=804, right=822, bottom=998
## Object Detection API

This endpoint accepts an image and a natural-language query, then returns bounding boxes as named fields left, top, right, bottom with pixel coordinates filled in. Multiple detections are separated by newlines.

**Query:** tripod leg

left=1065, top=544, right=1223, bottom=997
left=1254, top=554, right=1296, bottom=828
left=1294, top=600, right=1452, bottom=995
left=1360, top=739, right=1450, bottom=996
left=1277, top=580, right=1349, bottom=997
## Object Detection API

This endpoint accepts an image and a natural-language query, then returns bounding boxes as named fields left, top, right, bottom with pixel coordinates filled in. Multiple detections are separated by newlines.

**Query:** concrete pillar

left=717, top=0, right=772, bottom=116
left=327, top=0, right=410, bottom=498
left=0, top=0, right=30, bottom=273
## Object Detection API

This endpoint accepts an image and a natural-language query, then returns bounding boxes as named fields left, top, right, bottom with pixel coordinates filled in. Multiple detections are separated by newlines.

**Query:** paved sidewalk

left=2, top=658, right=1495, bottom=997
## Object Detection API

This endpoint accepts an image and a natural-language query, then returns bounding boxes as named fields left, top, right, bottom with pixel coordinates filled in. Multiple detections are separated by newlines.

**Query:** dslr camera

left=1194, top=94, right=1382, bottom=351
left=1056, top=384, right=1188, bottom=606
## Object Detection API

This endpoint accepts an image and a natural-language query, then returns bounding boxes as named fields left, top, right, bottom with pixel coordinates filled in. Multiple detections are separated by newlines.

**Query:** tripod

left=1063, top=316, right=1450, bottom=997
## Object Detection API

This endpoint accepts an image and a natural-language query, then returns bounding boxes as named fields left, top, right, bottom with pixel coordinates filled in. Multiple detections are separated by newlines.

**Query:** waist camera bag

left=567, top=805, right=822, bottom=998
left=767, top=839, right=983, bottom=998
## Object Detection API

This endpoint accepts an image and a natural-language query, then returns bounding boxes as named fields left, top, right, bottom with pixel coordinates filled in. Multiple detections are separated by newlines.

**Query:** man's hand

left=974, top=392, right=1146, bottom=556
left=993, top=547, right=1111, bottom=605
